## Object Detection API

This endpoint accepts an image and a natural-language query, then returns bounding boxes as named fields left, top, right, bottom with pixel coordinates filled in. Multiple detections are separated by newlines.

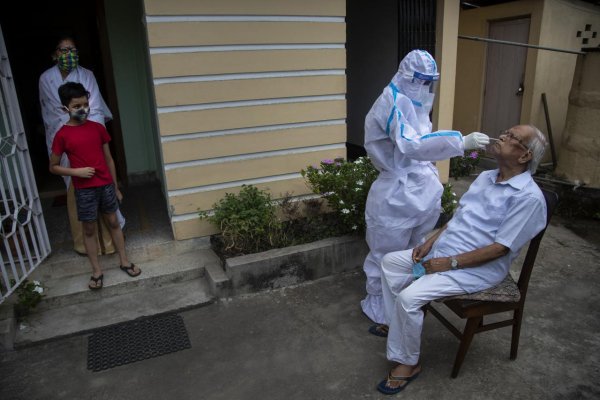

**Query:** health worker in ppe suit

left=361, top=49, right=489, bottom=333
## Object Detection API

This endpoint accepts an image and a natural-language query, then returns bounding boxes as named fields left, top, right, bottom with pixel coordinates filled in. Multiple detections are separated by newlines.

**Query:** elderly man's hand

left=412, top=242, right=433, bottom=263
left=422, top=257, right=452, bottom=273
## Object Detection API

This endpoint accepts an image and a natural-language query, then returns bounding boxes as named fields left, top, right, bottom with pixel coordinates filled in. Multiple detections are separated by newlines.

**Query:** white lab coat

left=39, top=65, right=124, bottom=228
left=39, top=65, right=113, bottom=179
left=360, top=81, right=465, bottom=324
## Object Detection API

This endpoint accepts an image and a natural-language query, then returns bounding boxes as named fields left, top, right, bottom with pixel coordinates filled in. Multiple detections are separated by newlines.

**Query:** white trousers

left=381, top=249, right=467, bottom=365
left=361, top=212, right=439, bottom=324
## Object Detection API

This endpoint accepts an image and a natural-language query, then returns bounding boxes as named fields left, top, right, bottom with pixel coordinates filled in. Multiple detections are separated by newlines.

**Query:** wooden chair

left=425, top=188, right=559, bottom=378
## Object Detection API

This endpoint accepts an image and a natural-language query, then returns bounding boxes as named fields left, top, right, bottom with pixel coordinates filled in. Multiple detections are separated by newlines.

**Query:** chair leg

left=451, top=316, right=482, bottom=378
left=510, top=308, right=523, bottom=360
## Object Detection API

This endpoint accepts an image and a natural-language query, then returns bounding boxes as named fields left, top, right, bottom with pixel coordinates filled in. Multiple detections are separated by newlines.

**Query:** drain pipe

left=541, top=93, right=558, bottom=170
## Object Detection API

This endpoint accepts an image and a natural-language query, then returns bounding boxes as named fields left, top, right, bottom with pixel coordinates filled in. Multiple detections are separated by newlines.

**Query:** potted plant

left=9, top=279, right=45, bottom=321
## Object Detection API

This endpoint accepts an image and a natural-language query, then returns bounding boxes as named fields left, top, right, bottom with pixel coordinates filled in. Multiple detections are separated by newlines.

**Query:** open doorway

left=0, top=1, right=126, bottom=197
left=1, top=1, right=173, bottom=252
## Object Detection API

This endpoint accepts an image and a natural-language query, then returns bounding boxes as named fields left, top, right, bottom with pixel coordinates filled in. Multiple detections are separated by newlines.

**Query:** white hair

left=525, top=125, right=547, bottom=174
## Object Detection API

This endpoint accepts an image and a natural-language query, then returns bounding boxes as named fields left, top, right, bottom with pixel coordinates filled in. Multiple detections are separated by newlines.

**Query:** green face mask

left=57, top=52, right=79, bottom=73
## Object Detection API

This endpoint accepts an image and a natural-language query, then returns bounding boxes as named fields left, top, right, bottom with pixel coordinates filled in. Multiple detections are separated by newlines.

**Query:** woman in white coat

left=39, top=34, right=125, bottom=255
left=361, top=50, right=489, bottom=331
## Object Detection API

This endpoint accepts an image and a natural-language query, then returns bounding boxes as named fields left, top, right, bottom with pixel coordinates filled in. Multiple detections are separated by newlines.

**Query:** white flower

left=355, top=158, right=363, bottom=164
left=33, top=286, right=43, bottom=294
left=354, top=188, right=361, bottom=192
left=339, top=200, right=344, bottom=205
left=452, top=200, right=457, bottom=204
left=356, top=180, right=363, bottom=186
left=452, top=192, right=457, bottom=196
left=352, top=225, right=358, bottom=230
left=33, top=280, right=41, bottom=286
left=341, top=208, right=350, bottom=214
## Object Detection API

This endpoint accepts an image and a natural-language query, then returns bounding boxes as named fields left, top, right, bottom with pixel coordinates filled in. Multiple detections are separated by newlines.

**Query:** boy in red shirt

left=50, top=82, right=141, bottom=290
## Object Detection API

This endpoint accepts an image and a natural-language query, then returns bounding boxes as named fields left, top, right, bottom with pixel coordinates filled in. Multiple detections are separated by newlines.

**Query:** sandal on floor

left=368, top=324, right=389, bottom=337
left=119, top=263, right=141, bottom=277
left=376, top=366, right=421, bottom=395
left=88, top=274, right=104, bottom=291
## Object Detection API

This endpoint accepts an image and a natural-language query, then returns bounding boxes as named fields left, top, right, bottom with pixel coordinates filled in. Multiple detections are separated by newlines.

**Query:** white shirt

left=426, top=169, right=547, bottom=293
left=39, top=65, right=112, bottom=188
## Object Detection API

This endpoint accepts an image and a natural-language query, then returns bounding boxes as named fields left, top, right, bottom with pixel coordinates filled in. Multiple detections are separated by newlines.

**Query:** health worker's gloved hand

left=463, top=132, right=490, bottom=150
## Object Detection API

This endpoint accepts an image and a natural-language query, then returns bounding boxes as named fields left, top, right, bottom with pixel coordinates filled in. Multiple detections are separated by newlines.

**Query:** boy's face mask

left=69, top=107, right=90, bottom=122
left=57, top=51, right=79, bottom=73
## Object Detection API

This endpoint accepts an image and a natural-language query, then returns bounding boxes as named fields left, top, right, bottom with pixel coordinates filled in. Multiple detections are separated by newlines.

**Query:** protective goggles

left=411, top=71, right=440, bottom=86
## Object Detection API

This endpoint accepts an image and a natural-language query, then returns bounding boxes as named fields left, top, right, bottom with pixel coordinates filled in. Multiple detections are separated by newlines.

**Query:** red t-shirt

left=51, top=120, right=113, bottom=189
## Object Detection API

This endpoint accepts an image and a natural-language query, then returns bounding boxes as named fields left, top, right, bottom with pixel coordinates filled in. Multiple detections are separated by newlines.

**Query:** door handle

left=516, top=83, right=524, bottom=96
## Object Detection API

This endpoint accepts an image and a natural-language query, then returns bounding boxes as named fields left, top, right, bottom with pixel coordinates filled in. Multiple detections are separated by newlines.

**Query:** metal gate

left=0, top=27, right=50, bottom=303
left=398, top=0, right=437, bottom=62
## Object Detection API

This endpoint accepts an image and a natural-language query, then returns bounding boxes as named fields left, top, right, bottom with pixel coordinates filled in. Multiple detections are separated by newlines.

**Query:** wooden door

left=481, top=18, right=530, bottom=139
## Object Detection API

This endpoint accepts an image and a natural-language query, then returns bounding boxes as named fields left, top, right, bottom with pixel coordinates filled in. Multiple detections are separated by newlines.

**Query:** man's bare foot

left=391, top=364, right=420, bottom=378
left=382, top=363, right=421, bottom=391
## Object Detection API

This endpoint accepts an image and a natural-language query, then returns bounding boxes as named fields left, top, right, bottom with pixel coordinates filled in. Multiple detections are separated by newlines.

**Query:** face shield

left=412, top=71, right=438, bottom=94
left=405, top=70, right=439, bottom=109
left=392, top=50, right=440, bottom=115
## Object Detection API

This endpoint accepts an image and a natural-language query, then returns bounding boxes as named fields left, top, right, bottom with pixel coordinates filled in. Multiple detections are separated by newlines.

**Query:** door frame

left=96, top=0, right=128, bottom=186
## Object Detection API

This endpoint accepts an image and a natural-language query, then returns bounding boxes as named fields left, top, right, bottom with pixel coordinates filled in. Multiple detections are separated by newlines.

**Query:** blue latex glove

left=413, top=262, right=426, bottom=279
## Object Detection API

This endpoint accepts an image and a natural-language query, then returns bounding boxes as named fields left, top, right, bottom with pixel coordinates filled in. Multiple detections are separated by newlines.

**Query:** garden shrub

left=441, top=183, right=458, bottom=215
left=200, top=185, right=284, bottom=254
left=450, top=150, right=481, bottom=179
left=301, top=156, right=379, bottom=234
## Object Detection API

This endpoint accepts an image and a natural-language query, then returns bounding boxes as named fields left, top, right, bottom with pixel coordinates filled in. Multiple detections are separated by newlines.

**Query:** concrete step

left=14, top=278, right=214, bottom=347
left=32, top=248, right=221, bottom=312
left=31, top=237, right=211, bottom=281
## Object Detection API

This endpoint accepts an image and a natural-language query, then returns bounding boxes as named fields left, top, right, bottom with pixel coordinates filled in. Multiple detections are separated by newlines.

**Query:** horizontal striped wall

left=143, top=0, right=347, bottom=239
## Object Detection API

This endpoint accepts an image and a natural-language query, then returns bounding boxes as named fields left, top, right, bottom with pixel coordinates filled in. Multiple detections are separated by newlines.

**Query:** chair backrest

left=516, top=188, right=559, bottom=299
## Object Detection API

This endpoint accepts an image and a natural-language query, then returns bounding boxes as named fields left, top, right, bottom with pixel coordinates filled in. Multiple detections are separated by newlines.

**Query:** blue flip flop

left=376, top=368, right=421, bottom=395
left=368, top=324, right=389, bottom=337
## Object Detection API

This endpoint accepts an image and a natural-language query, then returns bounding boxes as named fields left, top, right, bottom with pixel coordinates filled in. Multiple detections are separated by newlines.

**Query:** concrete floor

left=1, top=211, right=599, bottom=399
left=41, top=179, right=174, bottom=258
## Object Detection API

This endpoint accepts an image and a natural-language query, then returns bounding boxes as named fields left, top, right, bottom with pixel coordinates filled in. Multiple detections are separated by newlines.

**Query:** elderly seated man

left=375, top=124, right=548, bottom=395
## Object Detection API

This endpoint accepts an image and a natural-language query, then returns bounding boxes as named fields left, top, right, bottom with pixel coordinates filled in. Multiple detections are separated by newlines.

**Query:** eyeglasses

left=56, top=47, right=78, bottom=54
left=500, top=130, right=530, bottom=151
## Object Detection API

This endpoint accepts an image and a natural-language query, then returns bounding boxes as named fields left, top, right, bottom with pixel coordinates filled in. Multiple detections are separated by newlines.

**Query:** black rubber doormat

left=87, top=313, right=191, bottom=372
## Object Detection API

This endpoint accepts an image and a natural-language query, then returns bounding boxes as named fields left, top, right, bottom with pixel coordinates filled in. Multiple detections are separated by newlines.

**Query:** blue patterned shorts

left=74, top=183, right=118, bottom=222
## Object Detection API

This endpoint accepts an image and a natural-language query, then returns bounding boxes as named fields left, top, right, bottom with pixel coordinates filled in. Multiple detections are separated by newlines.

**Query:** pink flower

left=469, top=151, right=479, bottom=159
left=322, top=159, right=334, bottom=164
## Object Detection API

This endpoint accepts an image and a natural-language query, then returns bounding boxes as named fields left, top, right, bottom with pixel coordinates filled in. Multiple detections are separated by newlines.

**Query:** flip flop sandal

left=376, top=369, right=421, bottom=395
left=88, top=274, right=104, bottom=291
left=119, top=263, right=141, bottom=277
left=368, top=324, right=389, bottom=337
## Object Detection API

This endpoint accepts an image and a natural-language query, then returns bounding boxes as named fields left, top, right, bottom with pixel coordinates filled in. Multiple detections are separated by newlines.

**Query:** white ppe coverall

left=360, top=50, right=465, bottom=324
